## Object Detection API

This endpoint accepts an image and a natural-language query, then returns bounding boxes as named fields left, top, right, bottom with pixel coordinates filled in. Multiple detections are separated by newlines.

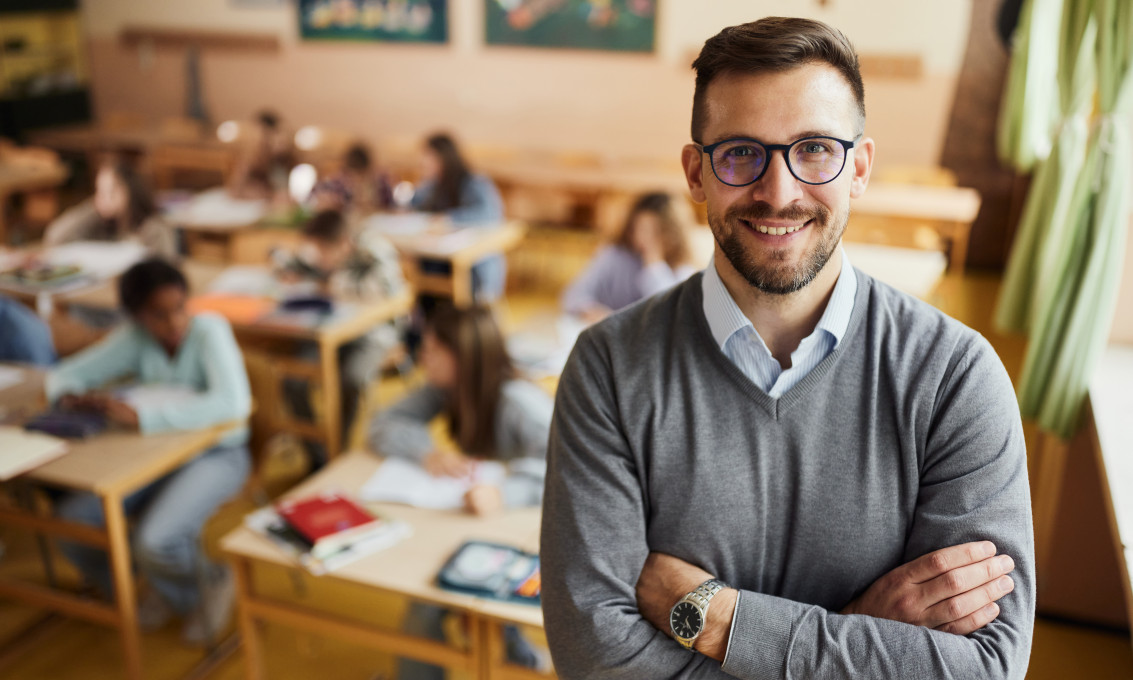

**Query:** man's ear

left=849, top=136, right=874, bottom=199
left=681, top=144, right=708, bottom=204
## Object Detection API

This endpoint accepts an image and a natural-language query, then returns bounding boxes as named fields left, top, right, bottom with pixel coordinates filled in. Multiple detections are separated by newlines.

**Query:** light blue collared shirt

left=701, top=248, right=857, bottom=398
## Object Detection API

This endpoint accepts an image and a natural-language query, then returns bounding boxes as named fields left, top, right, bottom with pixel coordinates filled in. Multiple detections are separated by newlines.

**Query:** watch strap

left=674, top=578, right=728, bottom=650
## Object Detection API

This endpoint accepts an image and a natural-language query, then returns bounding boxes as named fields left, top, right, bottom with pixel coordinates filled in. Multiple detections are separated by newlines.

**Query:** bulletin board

left=298, top=0, right=448, bottom=44
left=485, top=0, right=656, bottom=52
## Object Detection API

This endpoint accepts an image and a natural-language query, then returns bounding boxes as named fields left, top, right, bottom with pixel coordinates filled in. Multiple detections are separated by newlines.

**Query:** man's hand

left=101, top=398, right=140, bottom=430
left=635, top=552, right=737, bottom=662
left=423, top=450, right=472, bottom=478
left=841, top=541, right=1016, bottom=635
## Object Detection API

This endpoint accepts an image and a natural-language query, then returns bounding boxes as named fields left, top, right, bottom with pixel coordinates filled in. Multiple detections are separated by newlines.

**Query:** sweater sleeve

left=366, top=385, right=446, bottom=461
left=449, top=175, right=504, bottom=224
left=720, top=336, right=1034, bottom=679
left=45, top=325, right=142, bottom=401
left=541, top=331, right=725, bottom=678
left=542, top=332, right=1034, bottom=680
left=134, top=316, right=252, bottom=434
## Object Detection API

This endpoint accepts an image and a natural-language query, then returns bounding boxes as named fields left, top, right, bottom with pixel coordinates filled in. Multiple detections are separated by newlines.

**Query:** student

left=274, top=209, right=406, bottom=462
left=312, top=142, right=394, bottom=215
left=562, top=191, right=697, bottom=322
left=410, top=133, right=507, bottom=301
left=227, top=109, right=296, bottom=201
left=43, top=158, right=177, bottom=260
left=367, top=305, right=552, bottom=679
left=0, top=294, right=56, bottom=365
left=48, top=258, right=252, bottom=646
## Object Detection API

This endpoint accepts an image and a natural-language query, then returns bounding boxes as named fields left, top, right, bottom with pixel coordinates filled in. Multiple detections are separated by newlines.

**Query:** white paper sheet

left=117, top=384, right=200, bottom=412
left=0, top=365, right=24, bottom=392
left=0, top=426, right=68, bottom=481
left=359, top=457, right=507, bottom=510
left=164, top=188, right=267, bottom=228
left=43, top=240, right=149, bottom=280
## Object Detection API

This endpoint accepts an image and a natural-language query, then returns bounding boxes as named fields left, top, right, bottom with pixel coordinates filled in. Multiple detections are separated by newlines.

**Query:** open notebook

left=0, top=426, right=68, bottom=481
left=359, top=458, right=507, bottom=510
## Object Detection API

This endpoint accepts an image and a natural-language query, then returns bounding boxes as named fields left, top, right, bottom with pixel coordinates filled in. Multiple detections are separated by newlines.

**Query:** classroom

left=0, top=0, right=1132, bottom=678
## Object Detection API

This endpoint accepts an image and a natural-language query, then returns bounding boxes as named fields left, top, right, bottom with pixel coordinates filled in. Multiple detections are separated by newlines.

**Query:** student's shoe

left=181, top=566, right=235, bottom=647
left=137, top=589, right=175, bottom=632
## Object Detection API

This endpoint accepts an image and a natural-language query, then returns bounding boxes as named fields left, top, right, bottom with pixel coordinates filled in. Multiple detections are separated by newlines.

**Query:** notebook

left=359, top=457, right=508, bottom=510
left=0, top=426, right=69, bottom=481
left=24, top=409, right=107, bottom=439
left=276, top=491, right=383, bottom=560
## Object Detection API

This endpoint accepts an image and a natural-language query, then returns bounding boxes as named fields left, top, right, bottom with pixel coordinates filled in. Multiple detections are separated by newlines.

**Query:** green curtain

left=997, top=0, right=1133, bottom=438
left=997, top=0, right=1062, bottom=171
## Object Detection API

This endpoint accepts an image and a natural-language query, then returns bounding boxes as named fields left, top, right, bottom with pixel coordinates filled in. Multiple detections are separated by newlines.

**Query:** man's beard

left=709, top=201, right=847, bottom=295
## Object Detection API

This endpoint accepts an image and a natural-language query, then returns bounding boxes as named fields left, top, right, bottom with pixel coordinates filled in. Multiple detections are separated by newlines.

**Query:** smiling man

left=541, top=17, right=1035, bottom=679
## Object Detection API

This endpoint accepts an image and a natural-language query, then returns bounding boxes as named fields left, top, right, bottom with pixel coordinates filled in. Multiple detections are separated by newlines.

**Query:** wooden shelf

left=119, top=25, right=281, bottom=53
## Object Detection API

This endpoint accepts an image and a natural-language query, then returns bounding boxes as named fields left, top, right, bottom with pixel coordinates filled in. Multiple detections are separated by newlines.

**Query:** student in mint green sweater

left=48, top=258, right=252, bottom=646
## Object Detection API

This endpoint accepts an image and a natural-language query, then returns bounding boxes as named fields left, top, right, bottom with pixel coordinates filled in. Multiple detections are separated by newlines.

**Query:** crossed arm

left=540, top=333, right=1035, bottom=679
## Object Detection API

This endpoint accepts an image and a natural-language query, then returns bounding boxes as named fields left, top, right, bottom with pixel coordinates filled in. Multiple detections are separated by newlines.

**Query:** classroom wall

left=78, top=0, right=971, bottom=170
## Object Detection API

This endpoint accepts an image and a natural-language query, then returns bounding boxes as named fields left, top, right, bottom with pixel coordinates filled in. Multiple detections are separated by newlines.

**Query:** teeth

left=756, top=224, right=770, bottom=234
left=753, top=223, right=805, bottom=235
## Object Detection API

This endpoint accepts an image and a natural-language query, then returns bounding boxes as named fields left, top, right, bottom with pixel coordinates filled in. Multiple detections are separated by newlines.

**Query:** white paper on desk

left=0, top=365, right=24, bottom=392
left=359, top=457, right=507, bottom=510
left=362, top=212, right=432, bottom=237
left=117, top=384, right=201, bottom=412
left=412, top=227, right=488, bottom=256
left=206, top=266, right=279, bottom=296
left=43, top=241, right=148, bottom=280
left=164, top=188, right=266, bottom=227
left=0, top=426, right=68, bottom=481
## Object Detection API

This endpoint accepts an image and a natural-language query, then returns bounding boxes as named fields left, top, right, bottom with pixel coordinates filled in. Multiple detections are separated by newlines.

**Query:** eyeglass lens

left=710, top=138, right=847, bottom=186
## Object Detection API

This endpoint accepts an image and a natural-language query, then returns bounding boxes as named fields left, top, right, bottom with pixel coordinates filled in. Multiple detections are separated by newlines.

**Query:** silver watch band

left=675, top=578, right=729, bottom=650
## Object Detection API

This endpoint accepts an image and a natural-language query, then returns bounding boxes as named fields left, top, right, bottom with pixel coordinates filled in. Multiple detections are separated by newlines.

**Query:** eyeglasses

left=694, top=135, right=860, bottom=187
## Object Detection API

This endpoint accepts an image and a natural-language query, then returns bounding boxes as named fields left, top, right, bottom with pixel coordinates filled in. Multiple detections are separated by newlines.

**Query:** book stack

left=244, top=490, right=410, bottom=575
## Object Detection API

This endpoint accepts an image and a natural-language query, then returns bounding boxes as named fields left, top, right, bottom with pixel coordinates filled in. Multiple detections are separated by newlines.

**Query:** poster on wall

left=486, top=0, right=656, bottom=52
left=299, top=0, right=448, bottom=43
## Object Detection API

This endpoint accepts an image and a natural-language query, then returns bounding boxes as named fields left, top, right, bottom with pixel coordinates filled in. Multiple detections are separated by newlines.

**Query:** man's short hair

left=302, top=209, right=348, bottom=243
left=691, top=17, right=866, bottom=142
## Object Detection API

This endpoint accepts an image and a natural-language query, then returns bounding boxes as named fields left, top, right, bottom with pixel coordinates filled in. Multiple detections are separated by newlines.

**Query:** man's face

left=682, top=63, right=874, bottom=295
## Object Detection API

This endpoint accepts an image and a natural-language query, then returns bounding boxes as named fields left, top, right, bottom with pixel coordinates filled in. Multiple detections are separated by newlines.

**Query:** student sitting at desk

left=43, top=158, right=177, bottom=260
left=562, top=191, right=696, bottom=323
left=410, top=132, right=507, bottom=301
left=274, top=208, right=406, bottom=464
left=367, top=304, right=552, bottom=679
left=227, top=109, right=296, bottom=201
left=312, top=142, right=394, bottom=215
left=47, top=257, right=252, bottom=646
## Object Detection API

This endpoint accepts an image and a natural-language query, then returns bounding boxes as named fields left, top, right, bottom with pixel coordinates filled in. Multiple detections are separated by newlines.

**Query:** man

left=541, top=17, right=1034, bottom=679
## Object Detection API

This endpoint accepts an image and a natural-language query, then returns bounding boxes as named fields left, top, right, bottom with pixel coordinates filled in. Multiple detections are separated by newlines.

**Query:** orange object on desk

left=187, top=293, right=276, bottom=324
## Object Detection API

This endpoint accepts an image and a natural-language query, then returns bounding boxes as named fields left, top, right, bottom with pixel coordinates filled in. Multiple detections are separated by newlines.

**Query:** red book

left=276, top=492, right=382, bottom=559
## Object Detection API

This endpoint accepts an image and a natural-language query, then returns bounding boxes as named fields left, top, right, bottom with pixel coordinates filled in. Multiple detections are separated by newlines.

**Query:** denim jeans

left=398, top=602, right=540, bottom=679
left=54, top=443, right=250, bottom=613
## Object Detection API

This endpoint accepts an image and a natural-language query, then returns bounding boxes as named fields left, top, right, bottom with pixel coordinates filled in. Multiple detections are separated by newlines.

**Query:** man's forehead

left=701, top=64, right=859, bottom=142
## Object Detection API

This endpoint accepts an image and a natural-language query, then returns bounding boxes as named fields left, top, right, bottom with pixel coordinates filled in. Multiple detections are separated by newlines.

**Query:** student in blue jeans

left=47, top=258, right=252, bottom=646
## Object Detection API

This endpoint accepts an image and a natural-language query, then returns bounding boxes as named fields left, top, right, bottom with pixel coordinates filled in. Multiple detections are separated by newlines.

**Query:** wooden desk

left=380, top=220, right=527, bottom=307
left=220, top=451, right=549, bottom=680
left=163, top=189, right=289, bottom=264
left=849, top=183, right=982, bottom=272
left=0, top=160, right=69, bottom=245
left=0, top=365, right=241, bottom=680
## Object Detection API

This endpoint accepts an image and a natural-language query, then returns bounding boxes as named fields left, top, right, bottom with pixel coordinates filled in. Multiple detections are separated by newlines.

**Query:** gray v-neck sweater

left=541, top=269, right=1034, bottom=679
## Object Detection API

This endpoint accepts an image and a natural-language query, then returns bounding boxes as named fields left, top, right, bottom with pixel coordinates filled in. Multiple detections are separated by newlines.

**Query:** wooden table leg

left=452, top=260, right=472, bottom=307
left=232, top=557, right=265, bottom=680
left=103, top=493, right=143, bottom=680
left=478, top=616, right=505, bottom=680
left=318, top=338, right=342, bottom=458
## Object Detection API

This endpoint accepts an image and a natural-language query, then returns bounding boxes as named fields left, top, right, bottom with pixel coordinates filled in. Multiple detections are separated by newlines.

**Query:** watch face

left=670, top=601, right=703, bottom=639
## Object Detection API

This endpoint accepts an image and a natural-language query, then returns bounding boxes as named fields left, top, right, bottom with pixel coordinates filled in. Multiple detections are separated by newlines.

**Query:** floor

left=1, top=247, right=1131, bottom=679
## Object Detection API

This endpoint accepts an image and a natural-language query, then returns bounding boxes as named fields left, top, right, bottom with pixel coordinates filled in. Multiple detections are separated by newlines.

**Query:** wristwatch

left=669, top=578, right=728, bottom=651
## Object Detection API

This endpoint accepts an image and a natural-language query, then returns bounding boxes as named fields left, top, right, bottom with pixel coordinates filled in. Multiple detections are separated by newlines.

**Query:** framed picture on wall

left=485, top=0, right=656, bottom=52
left=299, top=0, right=448, bottom=43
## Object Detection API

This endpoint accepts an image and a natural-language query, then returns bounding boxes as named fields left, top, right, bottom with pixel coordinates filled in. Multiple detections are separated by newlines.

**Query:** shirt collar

left=702, top=248, right=857, bottom=351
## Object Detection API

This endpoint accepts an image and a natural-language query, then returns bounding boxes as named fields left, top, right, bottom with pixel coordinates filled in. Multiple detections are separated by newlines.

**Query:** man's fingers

left=924, top=575, right=1015, bottom=629
left=922, top=554, right=1015, bottom=606
left=905, top=541, right=997, bottom=582
left=935, top=602, right=1001, bottom=636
